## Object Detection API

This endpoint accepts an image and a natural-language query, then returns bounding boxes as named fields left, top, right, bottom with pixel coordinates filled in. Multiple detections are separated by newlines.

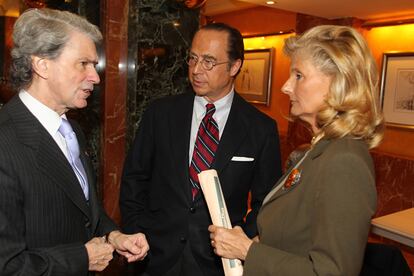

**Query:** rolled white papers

left=198, top=169, right=244, bottom=276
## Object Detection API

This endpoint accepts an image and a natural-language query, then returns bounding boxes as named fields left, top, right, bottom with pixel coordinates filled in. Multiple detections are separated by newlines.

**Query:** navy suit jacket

left=120, top=91, right=282, bottom=275
left=0, top=96, right=117, bottom=275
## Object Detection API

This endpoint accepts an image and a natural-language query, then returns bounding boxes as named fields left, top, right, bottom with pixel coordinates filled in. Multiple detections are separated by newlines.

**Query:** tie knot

left=58, top=118, right=74, bottom=137
left=205, top=103, right=215, bottom=116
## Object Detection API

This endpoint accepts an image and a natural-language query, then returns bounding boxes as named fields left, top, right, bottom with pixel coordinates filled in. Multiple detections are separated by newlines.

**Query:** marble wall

left=373, top=151, right=414, bottom=217
left=99, top=0, right=130, bottom=223
left=126, top=0, right=199, bottom=145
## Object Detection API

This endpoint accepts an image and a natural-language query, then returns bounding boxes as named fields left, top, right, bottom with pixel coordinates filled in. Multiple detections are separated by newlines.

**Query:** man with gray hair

left=0, top=8, right=149, bottom=275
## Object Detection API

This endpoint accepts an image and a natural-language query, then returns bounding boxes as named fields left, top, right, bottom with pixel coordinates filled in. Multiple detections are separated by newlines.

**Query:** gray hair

left=10, top=8, right=102, bottom=91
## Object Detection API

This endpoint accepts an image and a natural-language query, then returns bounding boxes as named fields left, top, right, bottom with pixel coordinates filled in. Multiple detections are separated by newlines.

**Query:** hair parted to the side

left=283, top=25, right=384, bottom=148
left=197, top=22, right=244, bottom=73
left=10, top=8, right=102, bottom=91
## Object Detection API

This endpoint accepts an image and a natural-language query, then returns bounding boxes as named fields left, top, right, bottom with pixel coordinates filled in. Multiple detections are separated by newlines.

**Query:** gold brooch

left=283, top=168, right=301, bottom=190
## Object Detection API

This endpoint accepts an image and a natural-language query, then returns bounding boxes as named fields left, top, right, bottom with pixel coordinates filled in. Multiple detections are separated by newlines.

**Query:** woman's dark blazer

left=244, top=137, right=377, bottom=276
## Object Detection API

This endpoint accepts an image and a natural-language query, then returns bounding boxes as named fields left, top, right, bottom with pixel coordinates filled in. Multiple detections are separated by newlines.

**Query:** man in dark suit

left=120, top=23, right=282, bottom=276
left=0, top=8, right=149, bottom=275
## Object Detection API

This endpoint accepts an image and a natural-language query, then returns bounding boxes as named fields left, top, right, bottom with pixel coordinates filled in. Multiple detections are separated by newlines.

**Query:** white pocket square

left=231, top=156, right=254, bottom=162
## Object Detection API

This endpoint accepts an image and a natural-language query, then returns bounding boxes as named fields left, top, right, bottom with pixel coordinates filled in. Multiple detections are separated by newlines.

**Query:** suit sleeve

left=243, top=119, right=282, bottom=237
left=244, top=150, right=376, bottom=276
left=90, top=183, right=118, bottom=237
left=0, top=147, right=89, bottom=276
left=120, top=103, right=155, bottom=234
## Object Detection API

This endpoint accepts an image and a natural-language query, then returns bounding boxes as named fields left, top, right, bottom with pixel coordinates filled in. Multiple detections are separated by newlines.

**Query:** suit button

left=189, top=207, right=196, bottom=213
left=85, top=221, right=91, bottom=228
left=180, top=237, right=186, bottom=243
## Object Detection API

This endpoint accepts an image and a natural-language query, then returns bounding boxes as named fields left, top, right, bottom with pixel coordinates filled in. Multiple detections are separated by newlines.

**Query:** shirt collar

left=194, top=86, right=234, bottom=121
left=19, top=90, right=66, bottom=137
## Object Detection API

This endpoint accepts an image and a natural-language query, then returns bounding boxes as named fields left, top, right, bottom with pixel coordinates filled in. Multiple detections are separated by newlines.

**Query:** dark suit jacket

left=244, top=137, right=377, bottom=276
left=0, top=96, right=117, bottom=276
left=120, top=92, right=282, bottom=275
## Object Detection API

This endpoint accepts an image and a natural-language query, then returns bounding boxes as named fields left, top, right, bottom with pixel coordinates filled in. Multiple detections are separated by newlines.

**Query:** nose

left=88, top=66, right=100, bottom=84
left=191, top=60, right=204, bottom=75
left=281, top=77, right=292, bottom=95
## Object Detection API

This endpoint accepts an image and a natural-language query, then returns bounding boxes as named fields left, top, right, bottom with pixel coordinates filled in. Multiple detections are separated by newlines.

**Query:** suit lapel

left=169, top=93, right=195, bottom=202
left=9, top=96, right=91, bottom=219
left=261, top=139, right=331, bottom=207
left=213, top=93, right=249, bottom=173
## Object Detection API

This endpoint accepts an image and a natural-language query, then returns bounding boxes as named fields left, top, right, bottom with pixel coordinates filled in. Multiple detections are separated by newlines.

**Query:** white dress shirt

left=188, top=88, right=234, bottom=165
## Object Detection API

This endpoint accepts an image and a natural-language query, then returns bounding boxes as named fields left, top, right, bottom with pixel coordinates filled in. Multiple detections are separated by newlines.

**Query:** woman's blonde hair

left=284, top=25, right=384, bottom=148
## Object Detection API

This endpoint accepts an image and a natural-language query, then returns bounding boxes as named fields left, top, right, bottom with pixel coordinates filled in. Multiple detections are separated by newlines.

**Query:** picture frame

left=380, top=52, right=414, bottom=129
left=235, top=48, right=273, bottom=106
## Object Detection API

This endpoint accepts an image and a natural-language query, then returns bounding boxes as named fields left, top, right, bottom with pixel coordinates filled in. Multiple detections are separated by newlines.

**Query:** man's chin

left=74, top=99, right=89, bottom=109
left=192, top=88, right=207, bottom=97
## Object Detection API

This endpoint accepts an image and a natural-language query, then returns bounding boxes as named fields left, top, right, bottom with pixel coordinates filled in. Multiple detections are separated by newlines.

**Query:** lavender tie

left=59, top=118, right=89, bottom=200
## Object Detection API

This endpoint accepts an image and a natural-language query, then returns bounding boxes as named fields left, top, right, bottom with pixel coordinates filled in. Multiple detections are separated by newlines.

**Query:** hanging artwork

left=380, top=52, right=414, bottom=129
left=235, top=48, right=273, bottom=106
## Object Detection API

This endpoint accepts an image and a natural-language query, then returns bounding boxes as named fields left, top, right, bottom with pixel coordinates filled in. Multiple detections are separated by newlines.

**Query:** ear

left=229, top=59, right=242, bottom=77
left=31, top=56, right=49, bottom=80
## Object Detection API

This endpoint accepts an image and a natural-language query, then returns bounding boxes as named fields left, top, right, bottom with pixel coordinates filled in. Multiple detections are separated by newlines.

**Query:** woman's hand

left=208, top=225, right=253, bottom=261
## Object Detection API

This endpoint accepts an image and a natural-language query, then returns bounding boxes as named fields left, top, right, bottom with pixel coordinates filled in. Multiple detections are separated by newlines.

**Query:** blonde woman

left=209, top=25, right=384, bottom=276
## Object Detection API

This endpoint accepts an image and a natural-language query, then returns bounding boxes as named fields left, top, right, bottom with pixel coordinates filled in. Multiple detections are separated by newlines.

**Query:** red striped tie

left=189, top=103, right=219, bottom=200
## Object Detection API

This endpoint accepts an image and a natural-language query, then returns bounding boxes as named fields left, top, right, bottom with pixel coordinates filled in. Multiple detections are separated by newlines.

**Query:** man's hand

left=107, top=231, right=149, bottom=262
left=85, top=237, right=114, bottom=271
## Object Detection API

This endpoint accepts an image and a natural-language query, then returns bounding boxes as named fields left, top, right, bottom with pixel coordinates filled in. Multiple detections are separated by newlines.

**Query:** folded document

left=198, top=170, right=244, bottom=276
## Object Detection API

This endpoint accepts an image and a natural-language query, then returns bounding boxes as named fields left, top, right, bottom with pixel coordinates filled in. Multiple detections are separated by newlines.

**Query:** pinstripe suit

left=0, top=95, right=117, bottom=275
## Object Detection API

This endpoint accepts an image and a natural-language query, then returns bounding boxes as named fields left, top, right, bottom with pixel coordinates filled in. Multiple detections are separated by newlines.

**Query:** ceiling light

left=266, top=1, right=275, bottom=4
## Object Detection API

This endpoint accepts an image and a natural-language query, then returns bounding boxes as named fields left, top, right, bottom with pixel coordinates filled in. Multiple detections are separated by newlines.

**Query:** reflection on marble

left=126, top=0, right=199, bottom=146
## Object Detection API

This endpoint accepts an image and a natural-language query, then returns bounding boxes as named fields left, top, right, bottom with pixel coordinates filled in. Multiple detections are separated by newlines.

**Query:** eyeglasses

left=186, top=55, right=230, bottom=71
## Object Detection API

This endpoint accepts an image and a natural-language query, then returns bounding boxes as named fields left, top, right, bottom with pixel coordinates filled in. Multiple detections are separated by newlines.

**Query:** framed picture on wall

left=235, top=48, right=273, bottom=106
left=380, top=52, right=414, bottom=129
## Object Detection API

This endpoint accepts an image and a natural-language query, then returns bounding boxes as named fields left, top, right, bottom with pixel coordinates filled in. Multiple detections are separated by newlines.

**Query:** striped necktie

left=189, top=103, right=220, bottom=200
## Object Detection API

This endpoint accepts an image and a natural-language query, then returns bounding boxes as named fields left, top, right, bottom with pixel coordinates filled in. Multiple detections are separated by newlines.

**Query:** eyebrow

left=189, top=51, right=217, bottom=61
left=201, top=54, right=217, bottom=61
left=81, top=58, right=99, bottom=66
